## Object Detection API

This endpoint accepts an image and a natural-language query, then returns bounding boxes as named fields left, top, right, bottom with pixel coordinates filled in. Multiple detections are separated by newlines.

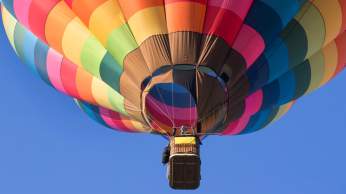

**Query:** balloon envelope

left=1, top=0, right=345, bottom=137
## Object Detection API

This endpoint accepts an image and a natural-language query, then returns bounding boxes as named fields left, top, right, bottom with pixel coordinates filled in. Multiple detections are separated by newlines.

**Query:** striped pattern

left=1, top=0, right=345, bottom=137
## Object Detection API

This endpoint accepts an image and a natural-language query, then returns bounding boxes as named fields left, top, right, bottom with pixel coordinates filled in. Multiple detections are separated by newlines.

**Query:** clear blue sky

left=1, top=19, right=346, bottom=194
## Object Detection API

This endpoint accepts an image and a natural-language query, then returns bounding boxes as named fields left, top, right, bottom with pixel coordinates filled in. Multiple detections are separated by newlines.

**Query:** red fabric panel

left=99, top=108, right=133, bottom=132
left=203, top=6, right=243, bottom=46
left=28, top=0, right=60, bottom=42
left=60, top=59, right=80, bottom=98
left=64, top=0, right=73, bottom=7
left=334, top=32, right=346, bottom=76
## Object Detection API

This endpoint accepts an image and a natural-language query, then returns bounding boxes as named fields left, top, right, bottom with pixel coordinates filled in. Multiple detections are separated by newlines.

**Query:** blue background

left=1, top=16, right=346, bottom=194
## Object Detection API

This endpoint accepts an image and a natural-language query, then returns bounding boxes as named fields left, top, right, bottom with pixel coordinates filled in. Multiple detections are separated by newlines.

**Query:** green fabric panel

left=13, top=24, right=26, bottom=59
left=307, top=51, right=325, bottom=92
left=80, top=36, right=106, bottom=78
left=281, top=19, right=308, bottom=68
left=295, top=2, right=325, bottom=59
left=108, top=89, right=127, bottom=115
left=106, top=24, right=138, bottom=66
left=292, top=60, right=311, bottom=99
left=99, top=53, right=122, bottom=91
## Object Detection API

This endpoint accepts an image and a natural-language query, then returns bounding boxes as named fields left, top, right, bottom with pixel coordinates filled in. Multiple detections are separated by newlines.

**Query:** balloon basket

left=167, top=136, right=201, bottom=190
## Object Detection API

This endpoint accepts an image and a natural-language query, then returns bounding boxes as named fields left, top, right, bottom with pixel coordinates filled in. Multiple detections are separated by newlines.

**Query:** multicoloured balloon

left=1, top=0, right=345, bottom=136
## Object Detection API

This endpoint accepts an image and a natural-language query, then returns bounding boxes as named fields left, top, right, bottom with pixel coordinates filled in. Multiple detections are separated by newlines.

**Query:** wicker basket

left=168, top=136, right=201, bottom=190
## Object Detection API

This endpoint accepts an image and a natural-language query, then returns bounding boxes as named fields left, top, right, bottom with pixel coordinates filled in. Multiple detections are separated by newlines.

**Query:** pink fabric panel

left=46, top=49, right=66, bottom=93
left=13, top=0, right=32, bottom=28
left=222, top=116, right=250, bottom=135
left=99, top=108, right=133, bottom=132
left=233, top=24, right=265, bottom=68
left=243, top=90, right=263, bottom=117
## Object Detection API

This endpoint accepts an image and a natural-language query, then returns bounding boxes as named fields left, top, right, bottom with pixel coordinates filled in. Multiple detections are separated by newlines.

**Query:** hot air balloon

left=1, top=0, right=346, bottom=190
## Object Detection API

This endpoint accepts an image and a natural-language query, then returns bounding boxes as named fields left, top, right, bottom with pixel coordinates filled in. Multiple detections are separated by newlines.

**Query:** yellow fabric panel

left=89, top=78, right=127, bottom=116
left=273, top=102, right=294, bottom=122
left=311, top=0, right=342, bottom=46
left=89, top=0, right=127, bottom=45
left=91, top=77, right=116, bottom=112
left=120, top=115, right=150, bottom=132
left=296, top=3, right=325, bottom=59
left=127, top=6, right=168, bottom=45
left=321, top=41, right=338, bottom=85
left=1, top=6, right=17, bottom=51
left=174, top=137, right=196, bottom=144
left=61, top=17, right=90, bottom=67
left=307, top=51, right=325, bottom=93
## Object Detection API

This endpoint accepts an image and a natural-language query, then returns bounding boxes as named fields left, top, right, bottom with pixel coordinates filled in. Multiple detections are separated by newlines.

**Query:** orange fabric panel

left=118, top=0, right=163, bottom=19
left=76, top=68, right=97, bottom=104
left=166, top=2, right=206, bottom=33
left=45, top=1, right=75, bottom=53
left=119, top=116, right=137, bottom=131
left=71, top=0, right=108, bottom=25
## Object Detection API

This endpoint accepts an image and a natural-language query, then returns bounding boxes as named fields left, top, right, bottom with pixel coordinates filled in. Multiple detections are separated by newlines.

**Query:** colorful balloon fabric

left=1, top=0, right=345, bottom=136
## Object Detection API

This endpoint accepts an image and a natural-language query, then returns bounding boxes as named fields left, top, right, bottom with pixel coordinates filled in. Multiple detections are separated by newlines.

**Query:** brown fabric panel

left=212, top=100, right=246, bottom=133
left=197, top=35, right=231, bottom=72
left=198, top=36, right=248, bottom=90
left=121, top=35, right=171, bottom=125
left=196, top=71, right=227, bottom=133
left=198, top=87, right=248, bottom=134
left=211, top=51, right=249, bottom=133
left=195, top=50, right=248, bottom=133
left=120, top=50, right=150, bottom=123
left=196, top=77, right=249, bottom=134
left=213, top=76, right=249, bottom=133
left=220, top=98, right=246, bottom=129
left=139, top=34, right=172, bottom=71
left=120, top=73, right=145, bottom=122
left=227, top=75, right=250, bottom=108
left=196, top=38, right=249, bottom=133
left=223, top=50, right=248, bottom=88
left=124, top=99, right=147, bottom=124
left=196, top=72, right=226, bottom=116
left=172, top=68, right=196, bottom=100
left=144, top=70, right=174, bottom=92
left=122, top=49, right=151, bottom=86
left=201, top=105, right=228, bottom=134
left=169, top=32, right=202, bottom=64
left=227, top=100, right=246, bottom=121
